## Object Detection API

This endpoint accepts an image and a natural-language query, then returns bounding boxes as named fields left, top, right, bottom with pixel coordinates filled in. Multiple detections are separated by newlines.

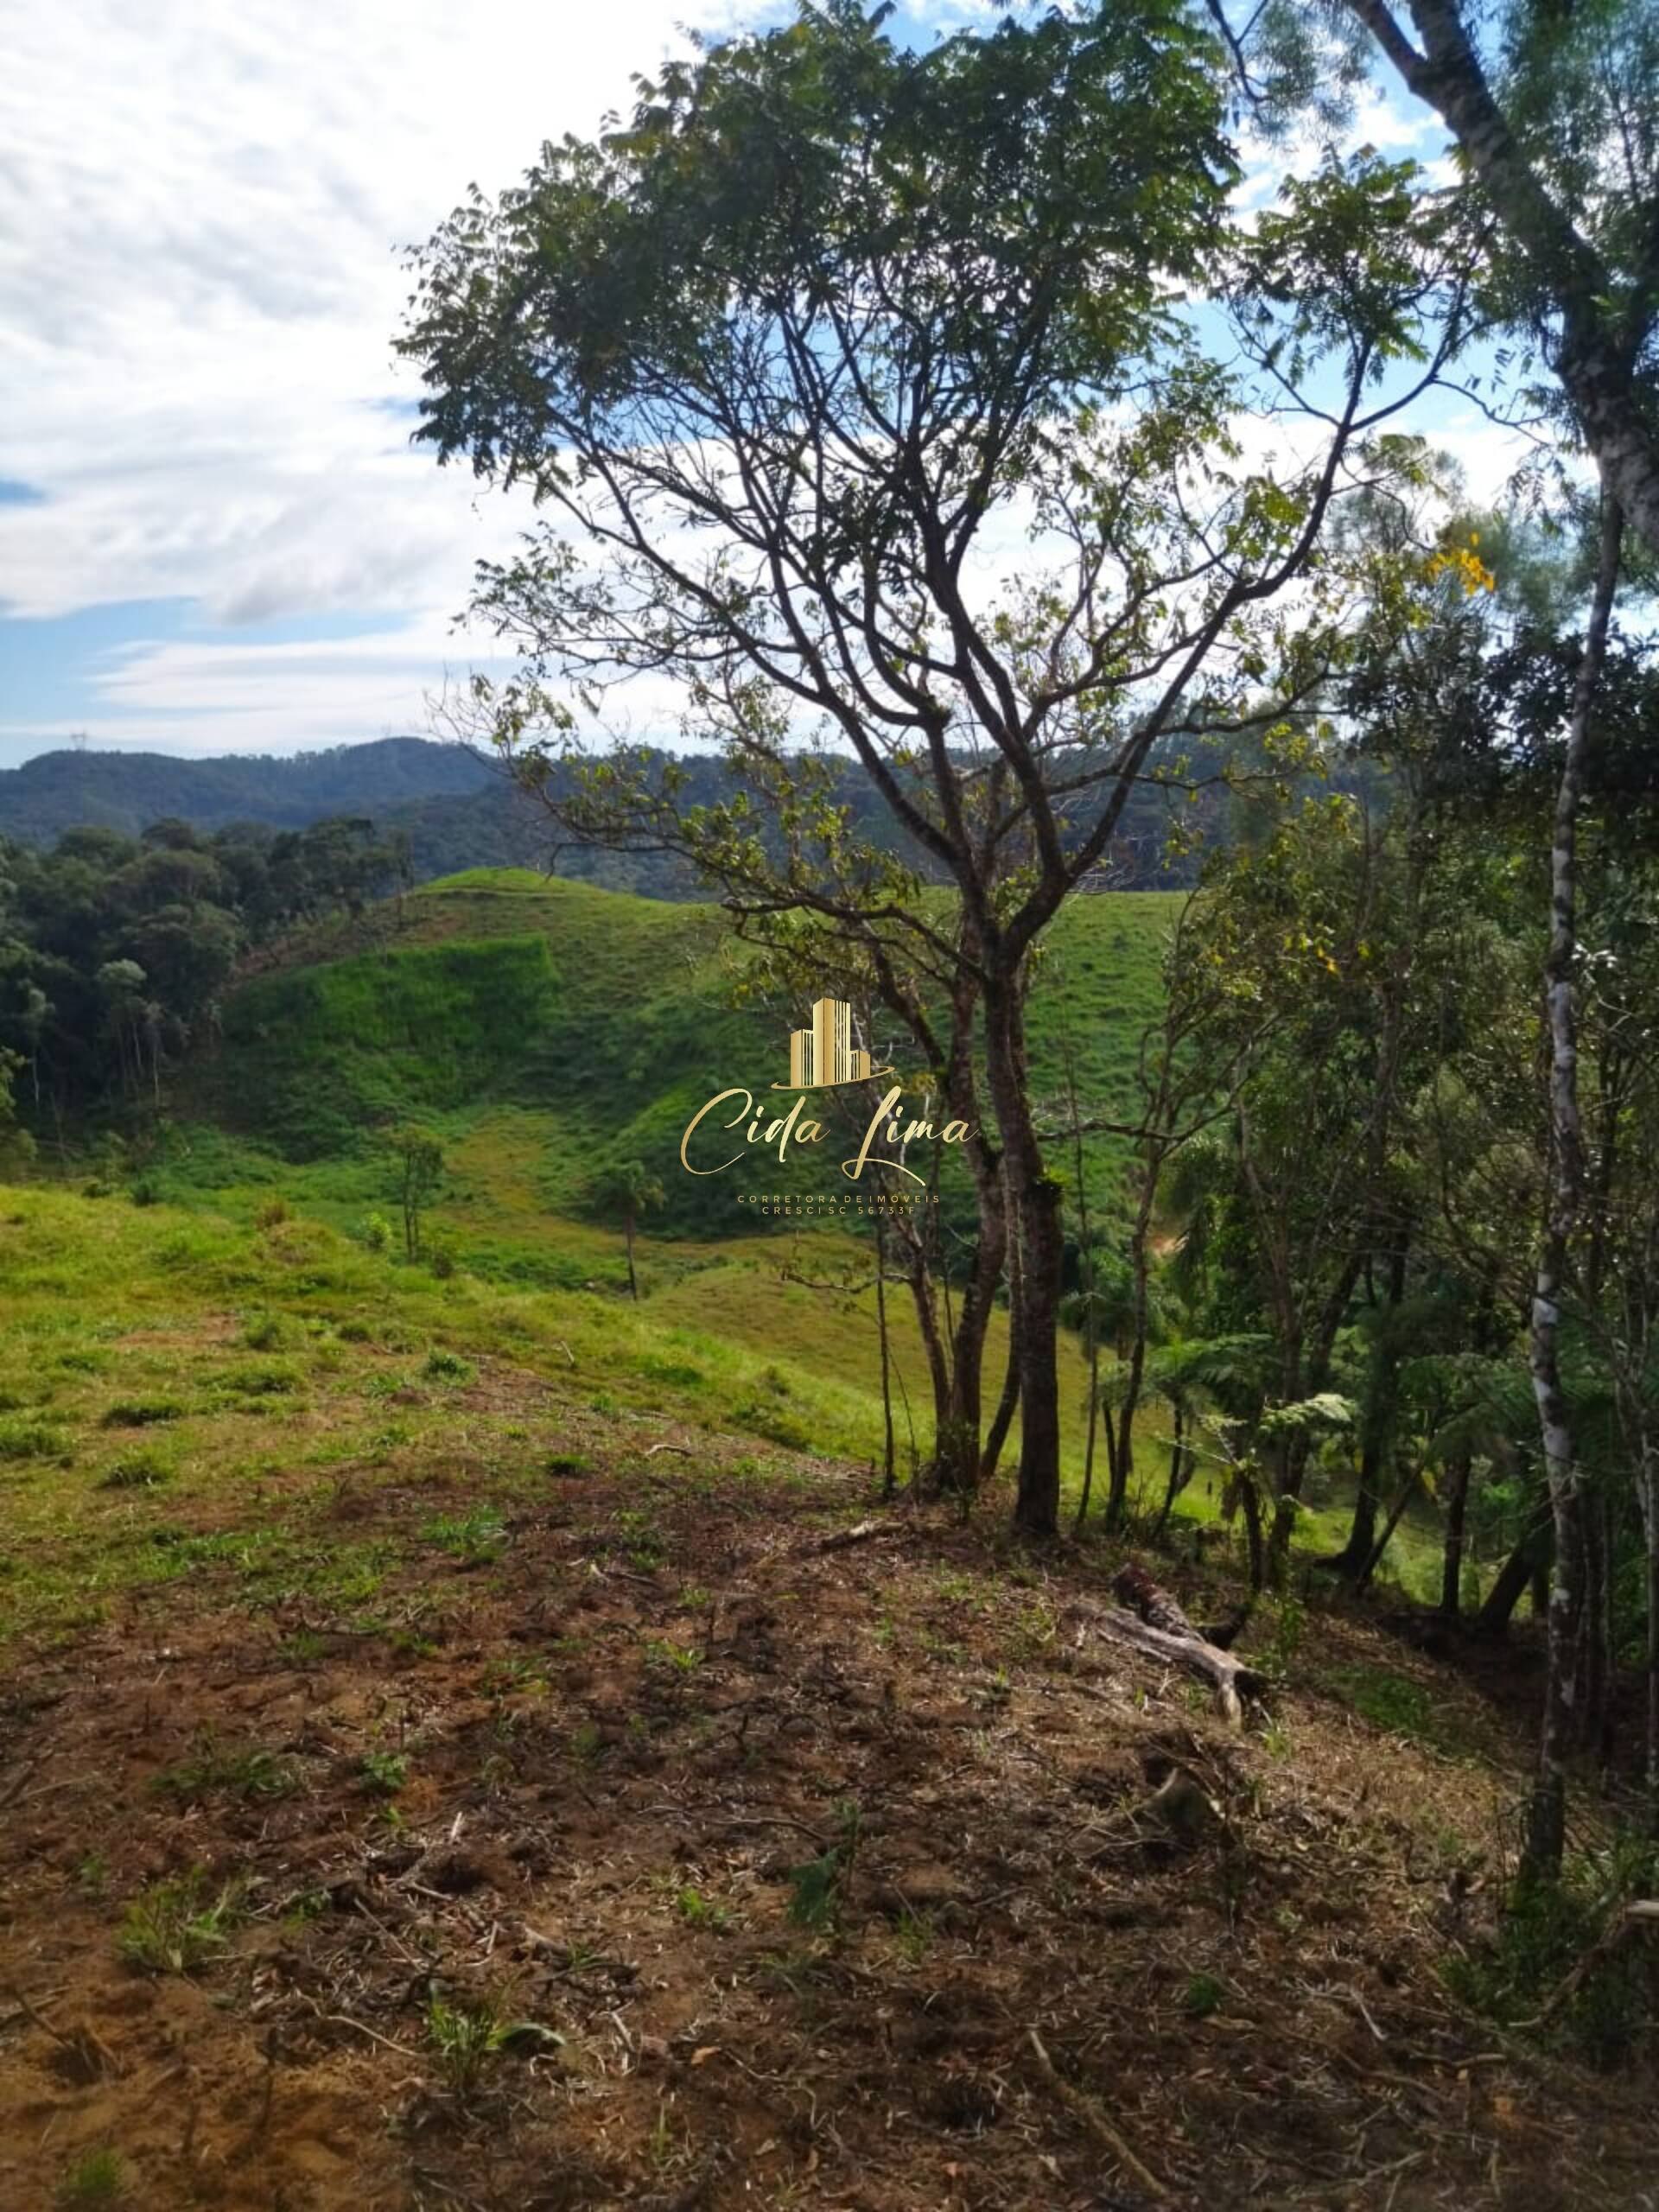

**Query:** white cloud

left=0, top=3, right=1524, bottom=761
left=0, top=0, right=768, bottom=749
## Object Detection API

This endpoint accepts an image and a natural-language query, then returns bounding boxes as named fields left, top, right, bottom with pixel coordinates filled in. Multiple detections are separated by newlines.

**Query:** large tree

left=1214, top=0, right=1659, bottom=554
left=401, top=0, right=1469, bottom=1534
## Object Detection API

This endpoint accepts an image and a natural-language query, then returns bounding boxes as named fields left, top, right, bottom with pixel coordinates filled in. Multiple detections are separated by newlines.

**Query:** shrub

left=359, top=1750, right=410, bottom=1796
left=361, top=1212, right=393, bottom=1255
left=56, top=2148, right=128, bottom=2209
left=253, top=1196, right=289, bottom=1230
left=99, top=1399, right=183, bottom=1428
left=99, top=1447, right=175, bottom=1491
left=0, top=1415, right=68, bottom=1463
left=426, top=1997, right=509, bottom=2098
left=117, top=1872, right=241, bottom=1974
left=785, top=1802, right=862, bottom=1934
left=240, top=1310, right=295, bottom=1351
left=1444, top=1852, right=1659, bottom=2069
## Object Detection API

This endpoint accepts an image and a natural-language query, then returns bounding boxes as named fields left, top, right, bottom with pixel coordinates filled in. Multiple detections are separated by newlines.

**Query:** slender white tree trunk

left=1525, top=493, right=1623, bottom=1878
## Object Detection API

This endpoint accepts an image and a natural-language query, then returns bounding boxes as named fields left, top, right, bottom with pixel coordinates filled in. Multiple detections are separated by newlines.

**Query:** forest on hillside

left=0, top=726, right=1255, bottom=893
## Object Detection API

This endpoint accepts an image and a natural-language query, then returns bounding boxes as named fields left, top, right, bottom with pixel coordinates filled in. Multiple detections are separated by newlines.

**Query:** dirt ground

left=3, top=1422, right=1656, bottom=2212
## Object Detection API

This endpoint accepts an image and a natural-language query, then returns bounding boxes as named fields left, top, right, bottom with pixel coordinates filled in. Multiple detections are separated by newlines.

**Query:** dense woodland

left=0, top=815, right=412, bottom=1138
left=0, top=737, right=497, bottom=844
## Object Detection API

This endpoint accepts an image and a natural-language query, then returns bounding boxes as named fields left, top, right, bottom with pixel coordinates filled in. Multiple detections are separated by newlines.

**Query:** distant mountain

left=0, top=737, right=499, bottom=843
left=0, top=733, right=1228, bottom=894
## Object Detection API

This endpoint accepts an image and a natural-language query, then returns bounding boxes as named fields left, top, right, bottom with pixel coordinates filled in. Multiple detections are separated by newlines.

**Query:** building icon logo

left=679, top=988, right=973, bottom=1183
left=784, top=995, right=882, bottom=1090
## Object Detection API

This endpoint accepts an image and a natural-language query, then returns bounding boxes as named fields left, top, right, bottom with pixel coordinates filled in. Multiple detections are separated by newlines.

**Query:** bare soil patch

left=3, top=1438, right=1655, bottom=2210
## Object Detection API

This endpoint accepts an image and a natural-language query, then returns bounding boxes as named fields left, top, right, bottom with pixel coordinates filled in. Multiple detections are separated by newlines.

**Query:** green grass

left=114, top=869, right=1194, bottom=1506
left=155, top=870, right=1179, bottom=1255
left=56, top=2149, right=128, bottom=2209
left=0, top=1171, right=1463, bottom=1651
left=0, top=1414, right=70, bottom=1462
left=0, top=874, right=1477, bottom=1620
left=0, top=1185, right=1028, bottom=1645
left=152, top=1732, right=298, bottom=1802
left=1321, top=1661, right=1493, bottom=1760
left=117, top=1870, right=242, bottom=1974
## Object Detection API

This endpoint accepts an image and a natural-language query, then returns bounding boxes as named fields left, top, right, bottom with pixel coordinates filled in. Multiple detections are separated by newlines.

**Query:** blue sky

left=0, top=1, right=1529, bottom=772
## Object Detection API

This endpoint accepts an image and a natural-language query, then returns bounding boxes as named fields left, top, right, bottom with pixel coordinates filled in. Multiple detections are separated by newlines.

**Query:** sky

left=0, top=1, right=1533, bottom=772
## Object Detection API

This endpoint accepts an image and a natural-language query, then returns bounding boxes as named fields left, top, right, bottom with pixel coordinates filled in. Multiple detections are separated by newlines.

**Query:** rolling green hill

left=134, top=869, right=1179, bottom=1491
left=77, top=869, right=1457, bottom=1588
left=167, top=868, right=1178, bottom=1253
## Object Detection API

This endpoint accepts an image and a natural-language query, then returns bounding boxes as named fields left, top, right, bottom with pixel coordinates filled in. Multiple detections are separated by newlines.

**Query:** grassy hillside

left=137, top=874, right=1478, bottom=1599
left=134, top=873, right=1172, bottom=1539
left=168, top=868, right=1180, bottom=1251
left=0, top=1186, right=916, bottom=1649
left=1, top=1179, right=1649, bottom=2212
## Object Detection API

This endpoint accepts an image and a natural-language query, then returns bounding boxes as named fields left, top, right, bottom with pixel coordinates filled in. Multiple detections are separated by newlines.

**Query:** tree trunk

left=982, top=1194, right=1022, bottom=1485
left=1356, top=1467, right=1419, bottom=1596
left=1595, top=1485, right=1617, bottom=1773
left=1524, top=494, right=1623, bottom=1882
left=1155, top=1398, right=1189, bottom=1538
left=1086, top=1402, right=1119, bottom=1535
left=1639, top=1448, right=1659, bottom=1834
left=904, top=1252, right=953, bottom=1481
left=1344, top=1429, right=1384, bottom=1580
left=934, top=1141, right=1007, bottom=1499
left=1077, top=1325, right=1102, bottom=1532
left=1531, top=1547, right=1552, bottom=1620
left=1346, top=0, right=1659, bottom=556
left=875, top=1209, right=896, bottom=1500
left=1060, top=996, right=1102, bottom=1538
left=1265, top=1359, right=1307, bottom=1586
left=1107, top=1166, right=1158, bottom=1534
left=901, top=982, right=1009, bottom=1503
left=1239, top=1469, right=1266, bottom=1595
left=1440, top=1452, right=1472, bottom=1619
left=1335, top=1236, right=1410, bottom=1575
left=1478, top=1498, right=1554, bottom=1636
left=985, top=975, right=1062, bottom=1537
left=1579, top=1490, right=1606, bottom=1758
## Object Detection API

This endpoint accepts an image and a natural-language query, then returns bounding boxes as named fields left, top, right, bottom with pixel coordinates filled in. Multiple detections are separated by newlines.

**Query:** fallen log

left=1115, top=1559, right=1252, bottom=1649
left=1079, top=1599, right=1266, bottom=1727
left=800, top=1517, right=891, bottom=1556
